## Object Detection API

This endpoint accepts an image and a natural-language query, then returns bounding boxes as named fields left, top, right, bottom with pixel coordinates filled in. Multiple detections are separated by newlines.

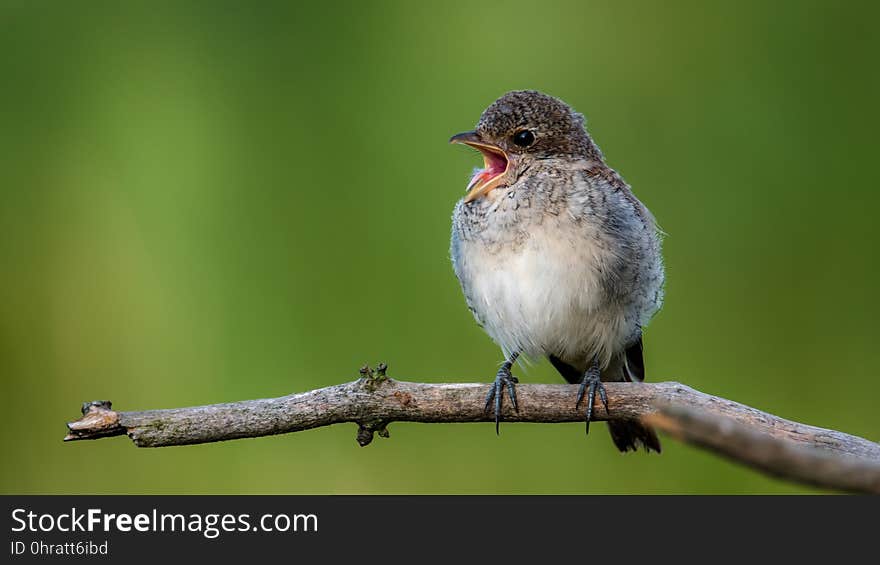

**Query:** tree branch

left=644, top=404, right=880, bottom=494
left=64, top=370, right=880, bottom=493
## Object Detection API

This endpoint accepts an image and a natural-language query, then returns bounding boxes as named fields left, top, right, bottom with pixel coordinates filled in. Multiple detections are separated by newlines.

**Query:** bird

left=449, top=90, right=664, bottom=452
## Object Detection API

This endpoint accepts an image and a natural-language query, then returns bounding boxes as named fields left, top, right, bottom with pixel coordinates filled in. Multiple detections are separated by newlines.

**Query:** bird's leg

left=483, top=351, right=520, bottom=435
left=575, top=356, right=608, bottom=435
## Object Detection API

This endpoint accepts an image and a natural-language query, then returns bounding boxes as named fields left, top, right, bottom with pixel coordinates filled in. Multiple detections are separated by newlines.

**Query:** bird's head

left=450, top=90, right=600, bottom=203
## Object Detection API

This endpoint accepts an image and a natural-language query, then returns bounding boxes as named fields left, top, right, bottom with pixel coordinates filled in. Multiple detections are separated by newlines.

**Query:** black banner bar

left=1, top=496, right=874, bottom=562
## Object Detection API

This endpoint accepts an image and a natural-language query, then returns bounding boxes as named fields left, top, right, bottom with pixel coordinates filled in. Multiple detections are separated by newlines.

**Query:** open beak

left=449, top=131, right=510, bottom=203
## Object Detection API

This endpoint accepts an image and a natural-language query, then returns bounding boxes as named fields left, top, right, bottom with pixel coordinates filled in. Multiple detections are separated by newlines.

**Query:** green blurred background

left=2, top=1, right=878, bottom=494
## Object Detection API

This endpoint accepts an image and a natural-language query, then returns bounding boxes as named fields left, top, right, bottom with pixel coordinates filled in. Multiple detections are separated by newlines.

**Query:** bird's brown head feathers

left=476, top=90, right=599, bottom=159
left=450, top=90, right=602, bottom=202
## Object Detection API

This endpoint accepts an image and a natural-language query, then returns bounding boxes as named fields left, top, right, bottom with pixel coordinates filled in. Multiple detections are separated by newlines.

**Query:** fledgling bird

left=449, top=90, right=664, bottom=452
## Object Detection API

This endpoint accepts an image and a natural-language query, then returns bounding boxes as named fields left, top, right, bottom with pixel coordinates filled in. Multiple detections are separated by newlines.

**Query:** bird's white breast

left=455, top=215, right=629, bottom=368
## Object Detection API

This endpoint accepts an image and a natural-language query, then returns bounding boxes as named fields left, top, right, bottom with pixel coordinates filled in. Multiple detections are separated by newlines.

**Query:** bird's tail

left=609, top=337, right=662, bottom=453
left=607, top=420, right=661, bottom=453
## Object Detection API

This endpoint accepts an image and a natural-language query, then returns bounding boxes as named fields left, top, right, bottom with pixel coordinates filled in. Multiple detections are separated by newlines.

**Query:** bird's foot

left=484, top=362, right=519, bottom=435
left=575, top=359, right=608, bottom=435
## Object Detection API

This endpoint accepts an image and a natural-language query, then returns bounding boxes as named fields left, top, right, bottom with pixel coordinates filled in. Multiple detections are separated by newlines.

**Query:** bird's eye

left=513, top=129, right=535, bottom=147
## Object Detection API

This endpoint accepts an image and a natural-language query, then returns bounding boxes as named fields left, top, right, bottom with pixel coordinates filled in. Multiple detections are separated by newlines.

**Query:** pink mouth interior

left=468, top=148, right=508, bottom=190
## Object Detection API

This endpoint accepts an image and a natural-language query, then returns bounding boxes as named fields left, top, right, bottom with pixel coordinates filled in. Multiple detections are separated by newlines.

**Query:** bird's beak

left=449, top=131, right=510, bottom=203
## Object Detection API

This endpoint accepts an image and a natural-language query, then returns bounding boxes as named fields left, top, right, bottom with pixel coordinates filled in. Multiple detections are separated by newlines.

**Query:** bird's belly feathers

left=456, top=226, right=630, bottom=367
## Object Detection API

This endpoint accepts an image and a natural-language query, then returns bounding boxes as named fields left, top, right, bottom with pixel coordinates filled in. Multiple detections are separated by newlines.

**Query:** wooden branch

left=64, top=370, right=880, bottom=493
left=644, top=405, right=880, bottom=494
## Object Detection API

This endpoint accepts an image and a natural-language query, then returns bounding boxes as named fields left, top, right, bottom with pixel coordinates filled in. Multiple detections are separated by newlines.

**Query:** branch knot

left=359, top=362, right=390, bottom=392
left=356, top=419, right=390, bottom=447
left=65, top=400, right=123, bottom=441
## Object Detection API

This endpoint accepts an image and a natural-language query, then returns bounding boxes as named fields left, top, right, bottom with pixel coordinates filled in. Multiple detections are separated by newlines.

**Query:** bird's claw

left=576, top=362, right=608, bottom=435
left=484, top=365, right=519, bottom=434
